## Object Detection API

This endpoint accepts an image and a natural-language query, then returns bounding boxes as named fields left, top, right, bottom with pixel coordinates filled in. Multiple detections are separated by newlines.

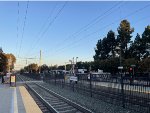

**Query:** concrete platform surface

left=0, top=83, right=42, bottom=113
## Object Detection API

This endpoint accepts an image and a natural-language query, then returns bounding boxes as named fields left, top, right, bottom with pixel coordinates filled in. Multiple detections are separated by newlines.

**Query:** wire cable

left=18, top=1, right=29, bottom=57
left=47, top=3, right=150, bottom=58
left=15, top=2, right=20, bottom=56
left=25, top=3, right=58, bottom=57
left=28, top=1, right=67, bottom=57
left=44, top=1, right=123, bottom=54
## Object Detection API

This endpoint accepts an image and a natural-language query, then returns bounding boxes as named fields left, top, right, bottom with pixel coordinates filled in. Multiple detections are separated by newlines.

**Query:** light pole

left=69, top=60, right=72, bottom=74
left=75, top=57, right=78, bottom=74
left=76, top=57, right=78, bottom=64
left=116, top=43, right=123, bottom=74
left=116, top=43, right=125, bottom=108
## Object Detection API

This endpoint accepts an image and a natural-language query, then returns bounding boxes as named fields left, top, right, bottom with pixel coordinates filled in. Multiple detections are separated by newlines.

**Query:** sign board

left=10, top=75, right=16, bottom=87
left=118, top=66, right=123, bottom=69
left=70, top=76, right=77, bottom=81
left=11, top=76, right=16, bottom=83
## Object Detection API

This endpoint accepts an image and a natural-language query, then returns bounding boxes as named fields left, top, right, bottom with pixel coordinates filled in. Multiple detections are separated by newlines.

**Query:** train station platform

left=0, top=82, right=42, bottom=113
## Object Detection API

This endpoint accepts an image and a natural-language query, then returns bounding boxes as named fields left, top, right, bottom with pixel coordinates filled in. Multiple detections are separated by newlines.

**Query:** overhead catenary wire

left=51, top=2, right=150, bottom=55
left=28, top=1, right=67, bottom=57
left=18, top=1, right=29, bottom=57
left=53, top=1, right=123, bottom=48
left=15, top=2, right=20, bottom=56
left=27, top=1, right=124, bottom=60
left=40, top=1, right=124, bottom=55
left=16, top=2, right=150, bottom=67
left=25, top=3, right=58, bottom=57
left=45, top=3, right=150, bottom=58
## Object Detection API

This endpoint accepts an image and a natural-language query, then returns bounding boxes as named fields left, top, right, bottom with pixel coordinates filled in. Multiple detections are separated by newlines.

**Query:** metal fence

left=22, top=73, right=150, bottom=113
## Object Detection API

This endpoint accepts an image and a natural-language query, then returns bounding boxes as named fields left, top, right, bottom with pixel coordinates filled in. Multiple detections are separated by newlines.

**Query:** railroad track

left=26, top=83, right=93, bottom=113
left=25, top=84, right=52, bottom=113
left=19, top=75, right=93, bottom=113
left=17, top=74, right=52, bottom=113
left=19, top=74, right=150, bottom=113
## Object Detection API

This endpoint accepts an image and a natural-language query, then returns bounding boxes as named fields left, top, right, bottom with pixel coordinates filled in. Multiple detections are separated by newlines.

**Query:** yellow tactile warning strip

left=19, top=86, right=42, bottom=113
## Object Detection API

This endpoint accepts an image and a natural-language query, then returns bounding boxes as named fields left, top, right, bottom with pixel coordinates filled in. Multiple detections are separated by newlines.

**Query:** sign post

left=69, top=76, right=78, bottom=92
left=118, top=66, right=125, bottom=108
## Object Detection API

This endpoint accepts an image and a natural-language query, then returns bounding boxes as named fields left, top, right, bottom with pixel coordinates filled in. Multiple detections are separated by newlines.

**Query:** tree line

left=93, top=19, right=150, bottom=73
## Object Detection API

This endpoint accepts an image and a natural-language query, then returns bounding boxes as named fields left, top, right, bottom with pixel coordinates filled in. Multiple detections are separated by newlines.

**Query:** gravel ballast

left=38, top=81, right=139, bottom=113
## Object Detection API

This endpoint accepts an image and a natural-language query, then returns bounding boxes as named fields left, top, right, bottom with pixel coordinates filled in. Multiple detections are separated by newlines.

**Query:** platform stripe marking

left=14, top=88, right=18, bottom=113
left=19, top=86, right=42, bottom=113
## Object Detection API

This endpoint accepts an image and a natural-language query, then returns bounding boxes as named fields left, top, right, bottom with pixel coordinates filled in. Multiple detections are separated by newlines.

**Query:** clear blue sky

left=0, top=1, right=150, bottom=69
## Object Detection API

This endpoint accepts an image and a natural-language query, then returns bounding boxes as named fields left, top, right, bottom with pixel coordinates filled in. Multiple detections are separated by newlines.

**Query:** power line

left=25, top=3, right=58, bottom=57
left=46, top=3, right=150, bottom=58
left=28, top=1, right=67, bottom=57
left=18, top=1, right=29, bottom=57
left=39, top=1, right=123, bottom=56
left=49, top=2, right=150, bottom=57
left=28, top=1, right=121, bottom=59
left=48, top=1, right=123, bottom=52
left=15, top=2, right=20, bottom=56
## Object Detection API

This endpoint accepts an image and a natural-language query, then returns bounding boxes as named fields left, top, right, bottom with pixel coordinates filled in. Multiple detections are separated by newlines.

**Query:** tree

left=94, top=30, right=117, bottom=61
left=106, top=30, right=116, bottom=58
left=57, top=65, right=65, bottom=70
left=5, top=53, right=16, bottom=71
left=139, top=57, right=150, bottom=72
left=0, top=52, right=7, bottom=72
left=93, top=39, right=103, bottom=60
left=141, top=25, right=150, bottom=58
left=94, top=37, right=110, bottom=60
left=49, top=65, right=58, bottom=70
left=129, top=33, right=146, bottom=61
left=28, top=63, right=38, bottom=73
left=24, top=66, right=29, bottom=72
left=117, top=20, right=134, bottom=59
left=65, top=64, right=72, bottom=71
left=101, top=37, right=110, bottom=59
left=40, top=64, right=49, bottom=73
left=124, top=58, right=138, bottom=68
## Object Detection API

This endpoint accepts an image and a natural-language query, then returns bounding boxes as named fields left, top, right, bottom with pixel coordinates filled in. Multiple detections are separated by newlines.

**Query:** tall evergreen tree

left=142, top=25, right=150, bottom=58
left=129, top=33, right=146, bottom=61
left=117, top=20, right=134, bottom=59
left=106, top=30, right=116, bottom=58
left=94, top=39, right=103, bottom=60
